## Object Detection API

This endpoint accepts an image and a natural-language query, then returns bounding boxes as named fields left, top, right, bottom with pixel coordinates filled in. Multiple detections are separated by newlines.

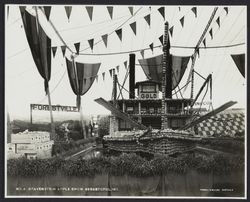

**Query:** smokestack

left=129, top=53, right=135, bottom=99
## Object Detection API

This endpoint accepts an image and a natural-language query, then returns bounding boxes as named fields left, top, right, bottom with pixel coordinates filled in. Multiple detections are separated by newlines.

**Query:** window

left=119, top=120, right=132, bottom=130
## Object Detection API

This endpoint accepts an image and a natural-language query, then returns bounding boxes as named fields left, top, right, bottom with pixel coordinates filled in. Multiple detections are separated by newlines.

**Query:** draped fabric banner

left=138, top=54, right=190, bottom=89
left=20, top=8, right=51, bottom=94
left=231, top=54, right=245, bottom=77
left=66, top=57, right=101, bottom=109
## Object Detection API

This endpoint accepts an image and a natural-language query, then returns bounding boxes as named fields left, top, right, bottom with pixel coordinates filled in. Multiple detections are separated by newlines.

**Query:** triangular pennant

left=191, top=7, right=197, bottom=18
left=209, top=29, right=213, bottom=39
left=203, top=39, right=206, bottom=47
left=85, top=6, right=93, bottom=21
left=107, top=6, right=113, bottom=19
left=95, top=75, right=98, bottom=83
left=124, top=61, right=128, bottom=69
left=178, top=7, right=181, bottom=11
left=101, top=34, right=108, bottom=47
left=149, top=43, right=154, bottom=52
left=216, top=17, right=220, bottom=27
left=128, top=7, right=133, bottom=15
left=180, top=16, right=185, bottom=27
left=102, top=72, right=105, bottom=80
left=74, top=42, right=80, bottom=54
left=129, top=22, right=136, bottom=35
left=43, top=6, right=51, bottom=21
left=140, top=50, right=144, bottom=58
left=158, top=7, right=165, bottom=20
left=116, top=66, right=119, bottom=73
left=144, top=14, right=151, bottom=27
left=159, top=35, right=164, bottom=45
left=224, top=7, right=228, bottom=15
left=65, top=6, right=72, bottom=20
left=115, top=28, right=122, bottom=41
left=61, top=46, right=66, bottom=57
left=109, top=69, right=113, bottom=77
left=52, top=47, right=57, bottom=58
left=88, top=39, right=94, bottom=51
left=169, top=26, right=174, bottom=37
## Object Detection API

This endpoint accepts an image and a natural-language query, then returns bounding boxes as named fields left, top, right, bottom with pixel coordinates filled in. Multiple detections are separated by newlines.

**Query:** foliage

left=98, top=116, right=110, bottom=138
left=7, top=153, right=244, bottom=177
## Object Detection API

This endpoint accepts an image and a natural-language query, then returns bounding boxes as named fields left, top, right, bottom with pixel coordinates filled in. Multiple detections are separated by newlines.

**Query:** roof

left=135, top=80, right=162, bottom=88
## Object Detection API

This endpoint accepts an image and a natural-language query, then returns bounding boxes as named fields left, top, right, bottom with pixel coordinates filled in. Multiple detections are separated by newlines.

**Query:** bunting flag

left=115, top=28, right=122, bottom=41
left=209, top=29, right=213, bottom=39
left=216, top=17, right=220, bottom=27
left=224, top=7, right=229, bottom=15
left=102, top=72, right=105, bottom=80
left=107, top=6, right=113, bottom=19
left=52, top=47, right=57, bottom=58
left=109, top=69, right=113, bottom=77
left=116, top=65, right=119, bottom=73
left=158, top=7, right=165, bottom=20
left=140, top=50, right=145, bottom=58
left=196, top=48, right=200, bottom=58
left=149, top=43, right=154, bottom=52
left=202, top=39, right=206, bottom=47
left=102, top=34, right=108, bottom=47
left=178, top=7, right=181, bottom=11
left=86, top=6, right=93, bottom=21
left=144, top=14, right=151, bottom=27
left=74, top=42, right=80, bottom=54
left=124, top=61, right=128, bottom=69
left=191, top=7, right=197, bottom=17
left=61, top=46, right=66, bottom=57
left=180, top=16, right=185, bottom=27
left=65, top=6, right=72, bottom=20
left=129, top=22, right=136, bottom=35
left=88, top=39, right=94, bottom=51
left=128, top=6, right=133, bottom=15
left=169, top=26, right=174, bottom=37
left=20, top=8, right=51, bottom=94
left=43, top=6, right=51, bottom=21
left=159, top=35, right=163, bottom=45
left=65, top=57, right=101, bottom=109
left=231, top=54, right=245, bottom=77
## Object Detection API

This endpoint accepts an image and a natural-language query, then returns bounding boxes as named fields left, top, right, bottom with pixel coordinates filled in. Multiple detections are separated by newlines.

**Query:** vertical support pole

left=47, top=85, right=56, bottom=141
left=161, top=21, right=170, bottom=130
left=190, top=69, right=194, bottom=99
left=113, top=74, right=117, bottom=104
left=129, top=54, right=135, bottom=99
left=30, top=104, right=33, bottom=125
left=79, top=105, right=86, bottom=139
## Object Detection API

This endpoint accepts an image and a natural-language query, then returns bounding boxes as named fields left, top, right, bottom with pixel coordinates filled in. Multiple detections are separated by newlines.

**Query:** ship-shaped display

left=95, top=22, right=238, bottom=156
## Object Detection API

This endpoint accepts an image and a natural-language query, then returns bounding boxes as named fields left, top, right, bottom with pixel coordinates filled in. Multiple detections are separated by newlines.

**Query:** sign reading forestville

left=30, top=104, right=79, bottom=112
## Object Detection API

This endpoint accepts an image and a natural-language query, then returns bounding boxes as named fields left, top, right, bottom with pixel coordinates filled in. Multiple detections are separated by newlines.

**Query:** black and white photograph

left=5, top=4, right=246, bottom=198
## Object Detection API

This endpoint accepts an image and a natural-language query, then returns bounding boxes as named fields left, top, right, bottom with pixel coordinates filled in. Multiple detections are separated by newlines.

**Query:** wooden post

left=30, top=104, right=33, bottom=125
left=46, top=85, right=56, bottom=140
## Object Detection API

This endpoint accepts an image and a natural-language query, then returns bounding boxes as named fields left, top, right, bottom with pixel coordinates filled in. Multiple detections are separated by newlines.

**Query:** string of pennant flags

left=45, top=6, right=229, bottom=60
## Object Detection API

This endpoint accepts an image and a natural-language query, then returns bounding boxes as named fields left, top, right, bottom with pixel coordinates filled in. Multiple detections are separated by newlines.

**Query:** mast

left=186, top=7, right=218, bottom=99
left=161, top=21, right=171, bottom=130
left=35, top=7, right=56, bottom=140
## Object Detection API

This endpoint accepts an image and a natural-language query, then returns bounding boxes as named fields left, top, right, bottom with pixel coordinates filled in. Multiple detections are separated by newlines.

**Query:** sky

left=5, top=5, right=246, bottom=121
